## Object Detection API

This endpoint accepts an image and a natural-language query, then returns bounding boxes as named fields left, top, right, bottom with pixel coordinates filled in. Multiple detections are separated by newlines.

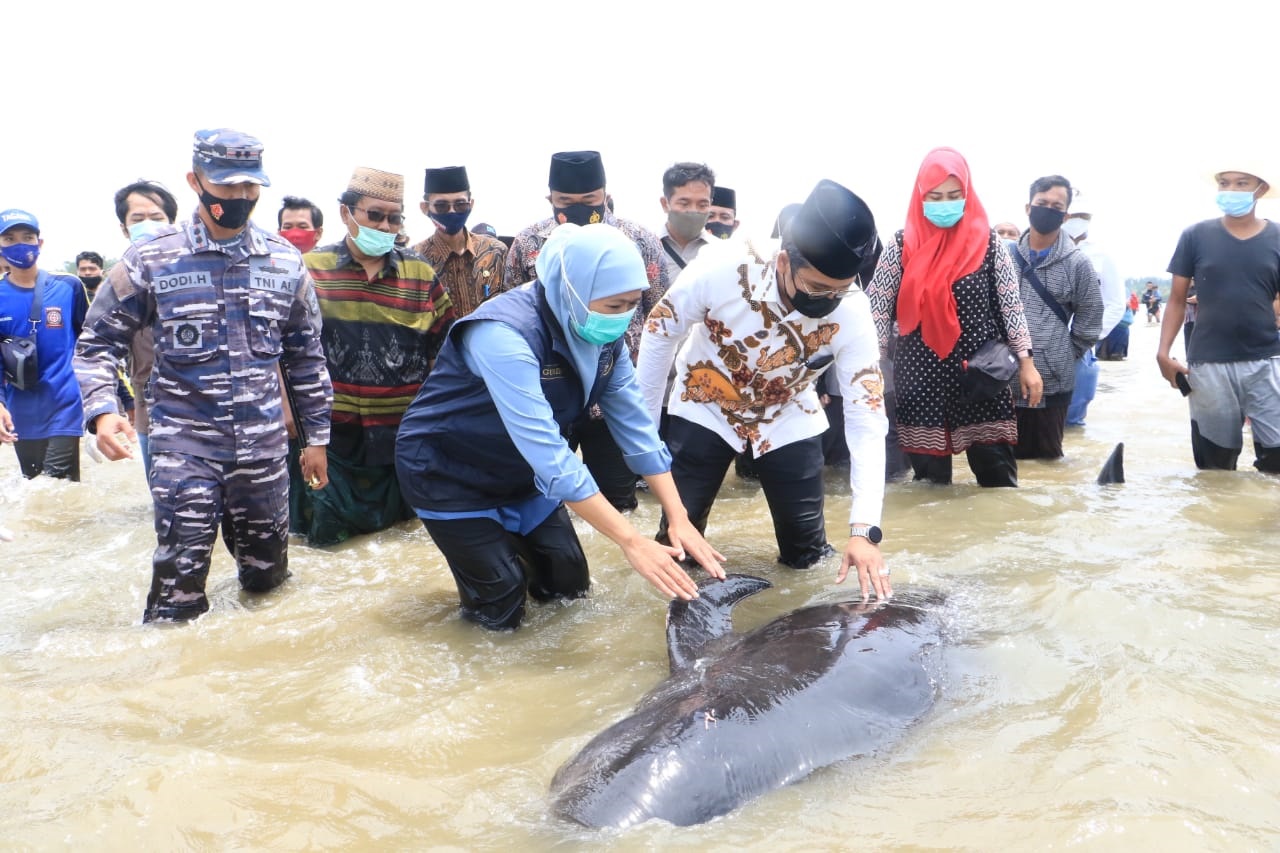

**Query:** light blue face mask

left=1216, top=190, right=1258, bottom=218
left=352, top=221, right=397, bottom=257
left=561, top=251, right=634, bottom=345
left=128, top=220, right=169, bottom=242
left=922, top=198, right=966, bottom=228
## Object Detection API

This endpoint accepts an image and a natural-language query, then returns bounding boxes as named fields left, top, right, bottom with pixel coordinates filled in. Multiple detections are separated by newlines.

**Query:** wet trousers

left=14, top=436, right=79, bottom=481
left=145, top=453, right=290, bottom=622
left=906, top=443, right=1018, bottom=487
left=657, top=417, right=830, bottom=569
left=422, top=505, right=589, bottom=630
left=1014, top=404, right=1068, bottom=460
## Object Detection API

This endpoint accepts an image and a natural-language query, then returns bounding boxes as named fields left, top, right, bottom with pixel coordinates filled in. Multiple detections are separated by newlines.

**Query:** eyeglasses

left=794, top=271, right=861, bottom=300
left=428, top=200, right=473, bottom=214
left=349, top=206, right=405, bottom=226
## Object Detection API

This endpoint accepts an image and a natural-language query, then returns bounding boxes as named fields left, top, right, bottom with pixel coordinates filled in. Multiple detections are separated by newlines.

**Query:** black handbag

left=1, top=276, right=43, bottom=390
left=958, top=338, right=1018, bottom=403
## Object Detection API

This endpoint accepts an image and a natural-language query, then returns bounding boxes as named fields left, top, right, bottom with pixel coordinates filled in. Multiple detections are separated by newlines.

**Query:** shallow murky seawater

left=3, top=324, right=1279, bottom=851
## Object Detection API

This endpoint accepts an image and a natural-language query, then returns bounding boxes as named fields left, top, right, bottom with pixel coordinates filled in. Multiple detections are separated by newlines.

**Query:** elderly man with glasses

left=637, top=180, right=892, bottom=601
left=292, top=166, right=454, bottom=546
left=411, top=166, right=508, bottom=319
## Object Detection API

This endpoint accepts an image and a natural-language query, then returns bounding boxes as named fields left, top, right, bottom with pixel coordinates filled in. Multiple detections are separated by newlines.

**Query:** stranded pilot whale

left=549, top=574, right=944, bottom=828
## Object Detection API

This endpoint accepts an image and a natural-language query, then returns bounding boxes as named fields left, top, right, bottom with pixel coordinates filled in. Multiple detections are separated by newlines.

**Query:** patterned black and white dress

left=867, top=230, right=1032, bottom=455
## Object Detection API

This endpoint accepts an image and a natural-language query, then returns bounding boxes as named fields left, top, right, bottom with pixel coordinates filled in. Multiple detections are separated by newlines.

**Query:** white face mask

left=1061, top=217, right=1090, bottom=240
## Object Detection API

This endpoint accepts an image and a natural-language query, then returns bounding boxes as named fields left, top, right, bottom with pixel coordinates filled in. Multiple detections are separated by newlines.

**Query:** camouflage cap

left=347, top=167, right=404, bottom=205
left=192, top=128, right=270, bottom=186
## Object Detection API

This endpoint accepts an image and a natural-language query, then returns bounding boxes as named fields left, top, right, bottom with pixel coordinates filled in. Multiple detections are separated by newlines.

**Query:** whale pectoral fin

left=1096, top=441, right=1125, bottom=485
left=665, top=574, right=771, bottom=674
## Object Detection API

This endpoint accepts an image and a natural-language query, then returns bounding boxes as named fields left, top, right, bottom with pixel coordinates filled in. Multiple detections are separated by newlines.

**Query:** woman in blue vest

left=396, top=224, right=724, bottom=630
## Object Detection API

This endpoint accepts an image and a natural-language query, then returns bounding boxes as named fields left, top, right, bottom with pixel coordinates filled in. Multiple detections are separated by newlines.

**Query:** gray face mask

left=667, top=209, right=710, bottom=242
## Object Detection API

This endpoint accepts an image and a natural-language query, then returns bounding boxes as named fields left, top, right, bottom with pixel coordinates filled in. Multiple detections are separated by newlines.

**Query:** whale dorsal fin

left=1096, top=441, right=1125, bottom=485
left=665, top=574, right=772, bottom=673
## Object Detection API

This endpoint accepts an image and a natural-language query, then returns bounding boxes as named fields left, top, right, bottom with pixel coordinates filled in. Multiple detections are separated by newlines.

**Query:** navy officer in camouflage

left=74, top=128, right=334, bottom=623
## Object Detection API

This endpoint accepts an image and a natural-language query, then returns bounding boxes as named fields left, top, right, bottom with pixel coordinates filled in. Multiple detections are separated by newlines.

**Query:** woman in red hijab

left=866, top=147, right=1042, bottom=486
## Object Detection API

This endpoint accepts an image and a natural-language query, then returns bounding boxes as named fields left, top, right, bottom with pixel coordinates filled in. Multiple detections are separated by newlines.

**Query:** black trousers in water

left=1014, top=404, right=1068, bottom=460
left=422, top=505, right=589, bottom=630
left=657, top=416, right=831, bottom=569
left=907, top=443, right=1018, bottom=487
left=14, top=436, right=80, bottom=481
left=570, top=417, right=637, bottom=511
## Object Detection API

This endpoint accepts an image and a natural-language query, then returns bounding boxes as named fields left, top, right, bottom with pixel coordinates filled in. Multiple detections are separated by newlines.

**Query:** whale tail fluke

left=1097, top=442, right=1124, bottom=485
left=665, top=574, right=771, bottom=673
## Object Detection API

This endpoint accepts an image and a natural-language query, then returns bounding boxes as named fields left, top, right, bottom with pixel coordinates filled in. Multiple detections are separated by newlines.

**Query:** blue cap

left=192, top=128, right=270, bottom=186
left=0, top=209, right=39, bottom=235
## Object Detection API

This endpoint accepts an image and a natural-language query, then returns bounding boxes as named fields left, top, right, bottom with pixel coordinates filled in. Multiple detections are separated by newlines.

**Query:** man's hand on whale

left=836, top=534, right=890, bottom=602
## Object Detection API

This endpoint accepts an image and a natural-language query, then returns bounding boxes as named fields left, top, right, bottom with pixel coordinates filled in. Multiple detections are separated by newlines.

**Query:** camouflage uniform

left=75, top=215, right=332, bottom=622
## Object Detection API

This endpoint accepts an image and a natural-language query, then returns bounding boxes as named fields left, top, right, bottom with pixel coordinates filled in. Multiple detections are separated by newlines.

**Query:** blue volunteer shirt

left=0, top=271, right=88, bottom=438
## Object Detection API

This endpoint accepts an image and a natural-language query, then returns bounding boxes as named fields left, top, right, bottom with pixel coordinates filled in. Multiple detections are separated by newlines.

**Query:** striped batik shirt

left=304, top=241, right=453, bottom=459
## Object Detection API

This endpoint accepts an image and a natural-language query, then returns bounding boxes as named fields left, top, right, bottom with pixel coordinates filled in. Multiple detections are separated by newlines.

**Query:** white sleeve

left=833, top=293, right=888, bottom=526
left=636, top=262, right=707, bottom=427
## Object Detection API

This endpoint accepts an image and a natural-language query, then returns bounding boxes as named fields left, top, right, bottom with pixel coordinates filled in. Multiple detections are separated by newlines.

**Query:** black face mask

left=786, top=269, right=841, bottom=318
left=553, top=202, right=607, bottom=227
left=79, top=275, right=102, bottom=292
left=1028, top=205, right=1066, bottom=236
left=197, top=177, right=257, bottom=231
left=706, top=221, right=736, bottom=239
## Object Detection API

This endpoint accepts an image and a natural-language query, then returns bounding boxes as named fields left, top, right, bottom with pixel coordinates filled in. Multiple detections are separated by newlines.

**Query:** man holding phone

left=1159, top=164, right=1280, bottom=471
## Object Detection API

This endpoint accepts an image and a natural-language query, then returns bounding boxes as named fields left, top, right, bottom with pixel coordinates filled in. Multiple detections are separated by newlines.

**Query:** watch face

left=868, top=525, right=883, bottom=544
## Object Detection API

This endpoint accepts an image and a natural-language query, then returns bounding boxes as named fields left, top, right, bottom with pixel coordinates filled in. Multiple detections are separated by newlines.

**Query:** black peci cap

left=711, top=185, right=736, bottom=211
left=425, top=166, right=470, bottom=196
left=549, top=151, right=606, bottom=193
left=788, top=180, right=877, bottom=280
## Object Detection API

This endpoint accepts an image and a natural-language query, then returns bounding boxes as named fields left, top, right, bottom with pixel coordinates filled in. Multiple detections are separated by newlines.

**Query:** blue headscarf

left=536, top=223, right=649, bottom=399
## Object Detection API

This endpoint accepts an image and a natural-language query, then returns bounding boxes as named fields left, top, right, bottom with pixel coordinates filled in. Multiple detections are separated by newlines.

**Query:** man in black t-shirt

left=1159, top=165, right=1280, bottom=471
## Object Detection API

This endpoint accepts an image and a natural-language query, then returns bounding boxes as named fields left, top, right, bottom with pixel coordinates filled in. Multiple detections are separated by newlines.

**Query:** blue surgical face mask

left=128, top=219, right=169, bottom=242
left=352, top=221, right=397, bottom=257
left=1216, top=190, right=1259, bottom=218
left=0, top=241, right=39, bottom=269
left=560, top=251, right=634, bottom=345
left=922, top=198, right=966, bottom=228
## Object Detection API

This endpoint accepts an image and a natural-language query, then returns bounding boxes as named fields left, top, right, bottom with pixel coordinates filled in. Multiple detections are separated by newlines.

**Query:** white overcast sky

left=8, top=0, right=1277, bottom=282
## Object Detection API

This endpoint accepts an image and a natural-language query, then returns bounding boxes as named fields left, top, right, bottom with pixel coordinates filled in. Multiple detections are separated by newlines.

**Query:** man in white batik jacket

left=638, top=179, right=892, bottom=601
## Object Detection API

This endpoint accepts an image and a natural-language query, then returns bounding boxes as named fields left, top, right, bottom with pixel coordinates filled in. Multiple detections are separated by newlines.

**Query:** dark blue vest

left=395, top=282, right=623, bottom=511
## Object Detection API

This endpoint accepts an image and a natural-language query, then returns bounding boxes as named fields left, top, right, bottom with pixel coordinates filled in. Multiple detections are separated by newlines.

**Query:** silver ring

left=877, top=569, right=891, bottom=577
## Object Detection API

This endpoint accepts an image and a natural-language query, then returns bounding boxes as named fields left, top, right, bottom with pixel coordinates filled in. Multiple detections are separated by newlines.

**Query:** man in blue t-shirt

left=0, top=209, right=89, bottom=480
left=1159, top=166, right=1280, bottom=471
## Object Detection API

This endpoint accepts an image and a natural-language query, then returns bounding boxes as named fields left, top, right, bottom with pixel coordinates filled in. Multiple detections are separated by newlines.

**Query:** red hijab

left=897, top=147, right=991, bottom=359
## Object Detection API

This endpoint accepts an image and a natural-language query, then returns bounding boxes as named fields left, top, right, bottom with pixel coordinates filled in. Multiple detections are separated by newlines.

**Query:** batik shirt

left=304, top=241, right=453, bottom=463
left=75, top=215, right=332, bottom=463
left=412, top=229, right=508, bottom=319
left=637, top=248, right=888, bottom=526
left=504, top=213, right=669, bottom=361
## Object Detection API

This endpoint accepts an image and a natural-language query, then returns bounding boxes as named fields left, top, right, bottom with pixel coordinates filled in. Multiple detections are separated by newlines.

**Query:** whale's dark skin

left=1097, top=442, right=1125, bottom=485
left=549, top=575, right=944, bottom=828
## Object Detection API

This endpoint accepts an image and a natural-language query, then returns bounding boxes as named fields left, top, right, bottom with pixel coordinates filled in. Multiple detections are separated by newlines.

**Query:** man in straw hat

left=74, top=128, right=334, bottom=623
left=290, top=167, right=453, bottom=546
left=412, top=165, right=507, bottom=319
left=638, top=179, right=892, bottom=602
left=1159, top=162, right=1280, bottom=471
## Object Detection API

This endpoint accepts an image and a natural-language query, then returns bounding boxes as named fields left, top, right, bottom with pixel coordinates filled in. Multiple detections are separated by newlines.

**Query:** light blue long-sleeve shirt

left=416, top=320, right=671, bottom=533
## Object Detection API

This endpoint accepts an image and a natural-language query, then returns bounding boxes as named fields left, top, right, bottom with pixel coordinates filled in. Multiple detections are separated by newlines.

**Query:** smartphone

left=1175, top=372, right=1192, bottom=396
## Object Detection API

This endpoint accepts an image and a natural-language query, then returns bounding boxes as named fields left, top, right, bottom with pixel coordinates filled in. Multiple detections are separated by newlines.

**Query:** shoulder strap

left=27, top=272, right=45, bottom=331
left=660, top=236, right=687, bottom=271
left=1010, top=246, right=1069, bottom=326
